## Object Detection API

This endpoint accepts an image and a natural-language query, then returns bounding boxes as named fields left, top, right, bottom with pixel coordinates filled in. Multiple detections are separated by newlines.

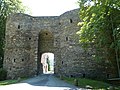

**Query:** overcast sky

left=21, top=0, right=79, bottom=16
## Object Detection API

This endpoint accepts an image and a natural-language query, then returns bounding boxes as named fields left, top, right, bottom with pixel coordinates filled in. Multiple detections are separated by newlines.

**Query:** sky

left=21, top=0, right=79, bottom=16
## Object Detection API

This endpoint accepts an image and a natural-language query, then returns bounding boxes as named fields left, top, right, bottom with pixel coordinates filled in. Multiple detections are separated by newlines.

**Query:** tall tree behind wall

left=78, top=0, right=120, bottom=77
left=0, top=0, right=26, bottom=68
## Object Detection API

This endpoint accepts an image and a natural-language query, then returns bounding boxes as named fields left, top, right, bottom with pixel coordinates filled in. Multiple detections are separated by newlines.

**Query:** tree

left=78, top=0, right=120, bottom=77
left=0, top=0, right=26, bottom=68
left=47, top=57, right=50, bottom=71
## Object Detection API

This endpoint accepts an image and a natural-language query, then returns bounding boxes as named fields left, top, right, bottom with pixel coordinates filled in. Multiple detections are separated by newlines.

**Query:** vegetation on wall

left=0, top=0, right=27, bottom=68
left=77, top=0, right=120, bottom=77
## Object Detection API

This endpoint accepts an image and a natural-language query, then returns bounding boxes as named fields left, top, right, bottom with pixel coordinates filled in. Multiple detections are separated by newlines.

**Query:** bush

left=0, top=68, right=7, bottom=81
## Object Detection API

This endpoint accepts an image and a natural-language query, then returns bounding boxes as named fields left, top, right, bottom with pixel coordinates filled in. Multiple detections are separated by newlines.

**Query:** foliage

left=47, top=57, right=50, bottom=71
left=61, top=77, right=114, bottom=89
left=0, top=79, right=19, bottom=85
left=78, top=0, right=120, bottom=76
left=0, top=68, right=7, bottom=81
left=0, top=0, right=26, bottom=68
left=0, top=77, right=27, bottom=85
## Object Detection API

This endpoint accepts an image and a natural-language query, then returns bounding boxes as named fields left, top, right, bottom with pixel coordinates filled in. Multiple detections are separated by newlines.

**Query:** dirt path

left=0, top=74, right=85, bottom=90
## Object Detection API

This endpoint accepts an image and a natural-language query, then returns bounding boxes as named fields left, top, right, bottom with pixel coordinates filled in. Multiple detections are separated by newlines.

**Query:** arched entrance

left=37, top=30, right=54, bottom=74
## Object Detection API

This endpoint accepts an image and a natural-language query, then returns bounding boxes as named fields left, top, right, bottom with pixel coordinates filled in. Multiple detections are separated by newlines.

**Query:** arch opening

left=37, top=30, right=54, bottom=74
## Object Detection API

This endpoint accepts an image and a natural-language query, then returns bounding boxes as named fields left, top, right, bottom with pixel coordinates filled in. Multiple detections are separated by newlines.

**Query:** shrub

left=0, top=68, right=7, bottom=81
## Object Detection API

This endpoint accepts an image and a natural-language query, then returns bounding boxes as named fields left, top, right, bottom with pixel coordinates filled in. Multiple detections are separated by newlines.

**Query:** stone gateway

left=3, top=9, right=117, bottom=79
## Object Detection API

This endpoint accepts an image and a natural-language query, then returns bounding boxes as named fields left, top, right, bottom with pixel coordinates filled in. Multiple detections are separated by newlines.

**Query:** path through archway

left=37, top=30, right=54, bottom=74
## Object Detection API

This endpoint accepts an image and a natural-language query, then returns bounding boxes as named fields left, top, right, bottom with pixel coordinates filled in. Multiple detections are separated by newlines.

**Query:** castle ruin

left=3, top=9, right=117, bottom=79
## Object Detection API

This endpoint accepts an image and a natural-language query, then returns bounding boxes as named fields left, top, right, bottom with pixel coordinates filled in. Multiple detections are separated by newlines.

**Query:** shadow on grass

left=61, top=77, right=120, bottom=90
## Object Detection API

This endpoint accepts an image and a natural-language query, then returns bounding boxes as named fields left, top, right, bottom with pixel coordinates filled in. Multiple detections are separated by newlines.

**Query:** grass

left=0, top=78, right=27, bottom=86
left=0, top=79, right=19, bottom=85
left=61, top=77, right=120, bottom=90
left=0, top=76, right=120, bottom=90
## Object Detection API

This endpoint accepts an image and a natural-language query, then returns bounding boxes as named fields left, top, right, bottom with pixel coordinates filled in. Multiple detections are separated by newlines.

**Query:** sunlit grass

left=0, top=79, right=19, bottom=85
left=0, top=78, right=27, bottom=86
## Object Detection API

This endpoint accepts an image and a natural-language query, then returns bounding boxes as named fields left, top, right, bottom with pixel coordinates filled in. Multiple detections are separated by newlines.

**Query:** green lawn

left=61, top=77, right=120, bottom=90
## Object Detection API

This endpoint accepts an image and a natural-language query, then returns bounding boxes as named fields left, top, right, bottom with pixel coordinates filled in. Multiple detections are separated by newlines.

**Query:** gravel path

left=0, top=74, right=86, bottom=90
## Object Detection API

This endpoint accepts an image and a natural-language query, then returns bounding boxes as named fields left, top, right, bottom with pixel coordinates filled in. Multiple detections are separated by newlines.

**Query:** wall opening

left=18, top=25, right=20, bottom=29
left=29, top=37, right=31, bottom=40
left=37, top=30, right=54, bottom=74
left=14, top=59, right=16, bottom=62
left=70, top=19, right=73, bottom=23
left=41, top=53, right=54, bottom=74
left=66, top=37, right=69, bottom=41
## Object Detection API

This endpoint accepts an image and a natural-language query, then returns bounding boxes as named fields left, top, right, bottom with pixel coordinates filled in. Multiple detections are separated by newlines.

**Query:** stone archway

left=37, top=30, right=54, bottom=74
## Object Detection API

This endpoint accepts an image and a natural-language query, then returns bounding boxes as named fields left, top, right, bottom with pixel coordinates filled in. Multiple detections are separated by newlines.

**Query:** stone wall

left=3, top=9, right=117, bottom=79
